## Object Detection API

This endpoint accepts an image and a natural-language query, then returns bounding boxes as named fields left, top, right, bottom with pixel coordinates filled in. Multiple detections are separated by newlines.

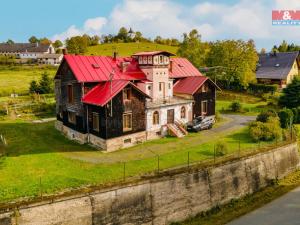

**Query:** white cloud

left=107, top=0, right=193, bottom=38
left=52, top=17, right=107, bottom=41
left=52, top=0, right=300, bottom=49
left=275, top=0, right=300, bottom=9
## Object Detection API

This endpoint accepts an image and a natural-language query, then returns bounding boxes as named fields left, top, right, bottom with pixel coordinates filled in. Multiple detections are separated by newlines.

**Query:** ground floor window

left=123, top=113, right=132, bottom=132
left=68, top=111, right=76, bottom=124
left=153, top=111, right=160, bottom=125
left=201, top=101, right=208, bottom=115
left=92, top=113, right=100, bottom=132
left=181, top=106, right=186, bottom=119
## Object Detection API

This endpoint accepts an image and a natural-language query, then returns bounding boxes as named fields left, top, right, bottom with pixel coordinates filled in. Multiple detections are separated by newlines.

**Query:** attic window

left=92, top=64, right=100, bottom=69
left=275, top=64, right=280, bottom=67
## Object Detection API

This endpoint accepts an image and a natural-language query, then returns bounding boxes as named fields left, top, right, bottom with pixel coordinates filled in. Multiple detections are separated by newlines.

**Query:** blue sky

left=1, top=0, right=300, bottom=50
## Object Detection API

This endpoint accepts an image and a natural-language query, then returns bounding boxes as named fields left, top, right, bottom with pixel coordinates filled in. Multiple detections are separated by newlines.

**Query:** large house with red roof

left=54, top=51, right=219, bottom=151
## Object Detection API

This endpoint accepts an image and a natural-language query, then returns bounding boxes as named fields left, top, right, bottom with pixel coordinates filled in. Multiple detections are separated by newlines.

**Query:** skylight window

left=275, top=64, right=280, bottom=67
left=92, top=64, right=100, bottom=69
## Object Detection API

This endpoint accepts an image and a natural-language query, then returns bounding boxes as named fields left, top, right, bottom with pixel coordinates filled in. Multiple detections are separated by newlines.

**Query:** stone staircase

left=167, top=121, right=188, bottom=138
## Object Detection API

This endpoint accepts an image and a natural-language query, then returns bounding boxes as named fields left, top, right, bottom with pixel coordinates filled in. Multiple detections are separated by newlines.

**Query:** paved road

left=228, top=186, right=300, bottom=225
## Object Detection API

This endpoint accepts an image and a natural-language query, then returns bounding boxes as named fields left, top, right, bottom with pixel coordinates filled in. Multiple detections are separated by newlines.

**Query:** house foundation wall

left=56, top=121, right=147, bottom=152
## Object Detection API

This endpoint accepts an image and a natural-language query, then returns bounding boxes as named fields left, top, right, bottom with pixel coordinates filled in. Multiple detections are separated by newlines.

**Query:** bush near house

left=230, top=101, right=242, bottom=112
left=256, top=110, right=277, bottom=123
left=249, top=113, right=282, bottom=142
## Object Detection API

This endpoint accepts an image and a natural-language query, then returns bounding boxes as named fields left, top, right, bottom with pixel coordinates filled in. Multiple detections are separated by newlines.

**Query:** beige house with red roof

left=54, top=51, right=219, bottom=151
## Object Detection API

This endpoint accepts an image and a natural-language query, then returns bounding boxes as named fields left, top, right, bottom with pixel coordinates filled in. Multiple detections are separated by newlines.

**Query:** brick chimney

left=169, top=60, right=173, bottom=72
left=113, top=51, right=118, bottom=61
left=121, top=62, right=129, bottom=73
left=62, top=48, right=68, bottom=55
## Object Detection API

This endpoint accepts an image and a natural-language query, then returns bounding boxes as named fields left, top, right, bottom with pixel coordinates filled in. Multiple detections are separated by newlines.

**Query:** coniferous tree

left=279, top=77, right=300, bottom=108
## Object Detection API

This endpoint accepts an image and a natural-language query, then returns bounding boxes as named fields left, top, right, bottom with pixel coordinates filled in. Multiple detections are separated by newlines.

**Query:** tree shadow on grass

left=0, top=121, right=97, bottom=157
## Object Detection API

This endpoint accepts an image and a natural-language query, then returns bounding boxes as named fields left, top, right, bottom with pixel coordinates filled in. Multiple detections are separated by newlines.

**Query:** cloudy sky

left=1, top=0, right=300, bottom=50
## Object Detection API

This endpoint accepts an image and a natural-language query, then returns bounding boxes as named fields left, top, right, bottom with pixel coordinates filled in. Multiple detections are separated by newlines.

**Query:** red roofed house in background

left=54, top=51, right=219, bottom=151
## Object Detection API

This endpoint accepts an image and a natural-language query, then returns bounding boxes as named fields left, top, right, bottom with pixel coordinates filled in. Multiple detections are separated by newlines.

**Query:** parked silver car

left=187, top=116, right=215, bottom=132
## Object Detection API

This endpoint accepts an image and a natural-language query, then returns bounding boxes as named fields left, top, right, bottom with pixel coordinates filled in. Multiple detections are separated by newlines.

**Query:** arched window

left=181, top=106, right=186, bottom=119
left=153, top=111, right=159, bottom=125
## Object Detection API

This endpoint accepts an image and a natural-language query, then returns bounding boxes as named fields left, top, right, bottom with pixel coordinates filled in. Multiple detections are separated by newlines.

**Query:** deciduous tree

left=206, top=39, right=258, bottom=88
left=177, top=29, right=209, bottom=68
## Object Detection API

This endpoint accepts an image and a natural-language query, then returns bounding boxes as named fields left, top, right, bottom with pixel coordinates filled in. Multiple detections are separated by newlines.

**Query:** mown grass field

left=0, top=66, right=57, bottom=96
left=0, top=120, right=275, bottom=203
left=87, top=42, right=178, bottom=56
left=216, top=90, right=268, bottom=116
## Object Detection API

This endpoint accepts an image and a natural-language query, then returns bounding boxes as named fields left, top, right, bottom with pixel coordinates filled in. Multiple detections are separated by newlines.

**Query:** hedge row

left=248, top=83, right=278, bottom=94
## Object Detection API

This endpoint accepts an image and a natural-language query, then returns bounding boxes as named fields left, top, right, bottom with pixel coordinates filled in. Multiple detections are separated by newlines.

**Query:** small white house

left=37, top=54, right=63, bottom=66
left=0, top=43, right=56, bottom=63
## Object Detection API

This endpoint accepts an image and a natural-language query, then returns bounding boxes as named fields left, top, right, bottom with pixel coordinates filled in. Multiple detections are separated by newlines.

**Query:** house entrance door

left=167, top=109, right=174, bottom=124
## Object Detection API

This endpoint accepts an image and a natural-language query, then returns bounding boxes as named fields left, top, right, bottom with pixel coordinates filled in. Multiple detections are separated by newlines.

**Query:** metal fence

left=0, top=130, right=297, bottom=207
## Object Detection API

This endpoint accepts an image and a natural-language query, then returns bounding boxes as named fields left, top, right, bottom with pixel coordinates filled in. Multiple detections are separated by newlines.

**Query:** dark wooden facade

left=55, top=61, right=147, bottom=140
left=87, top=86, right=147, bottom=139
left=192, top=81, right=216, bottom=118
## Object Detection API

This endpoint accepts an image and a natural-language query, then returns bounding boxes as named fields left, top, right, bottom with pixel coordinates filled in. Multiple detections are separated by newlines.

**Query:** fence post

left=187, top=152, right=190, bottom=170
left=157, top=155, right=160, bottom=174
left=214, top=144, right=216, bottom=163
left=39, top=177, right=42, bottom=198
left=123, top=162, right=126, bottom=182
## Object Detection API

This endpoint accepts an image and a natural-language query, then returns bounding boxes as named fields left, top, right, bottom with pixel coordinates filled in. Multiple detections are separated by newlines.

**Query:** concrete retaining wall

left=1, top=143, right=299, bottom=225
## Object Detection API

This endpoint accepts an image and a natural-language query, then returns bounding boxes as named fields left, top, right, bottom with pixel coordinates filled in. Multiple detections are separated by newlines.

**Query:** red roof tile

left=82, top=80, right=150, bottom=106
left=63, top=55, right=146, bottom=82
left=173, top=76, right=208, bottom=95
left=60, top=55, right=203, bottom=83
left=170, top=58, right=203, bottom=78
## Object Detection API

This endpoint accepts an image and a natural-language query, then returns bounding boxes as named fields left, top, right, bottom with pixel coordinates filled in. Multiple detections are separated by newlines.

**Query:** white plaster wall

left=141, top=67, right=172, bottom=101
left=19, top=53, right=40, bottom=59
left=146, top=103, right=193, bottom=132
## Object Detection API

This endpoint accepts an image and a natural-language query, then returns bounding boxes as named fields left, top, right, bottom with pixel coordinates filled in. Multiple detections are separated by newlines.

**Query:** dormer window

left=159, top=55, right=163, bottom=64
left=123, top=87, right=131, bottom=101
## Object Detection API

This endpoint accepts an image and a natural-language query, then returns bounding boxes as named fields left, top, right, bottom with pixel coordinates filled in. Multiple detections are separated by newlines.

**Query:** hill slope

left=87, top=43, right=178, bottom=57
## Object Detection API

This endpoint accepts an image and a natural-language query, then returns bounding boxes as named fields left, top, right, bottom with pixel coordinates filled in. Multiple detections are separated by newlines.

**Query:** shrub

left=215, top=111, right=221, bottom=122
left=215, top=141, right=228, bottom=156
left=29, top=80, right=39, bottom=94
left=249, top=116, right=282, bottom=142
left=256, top=110, right=277, bottom=123
left=230, top=101, right=242, bottom=112
left=278, top=108, right=294, bottom=129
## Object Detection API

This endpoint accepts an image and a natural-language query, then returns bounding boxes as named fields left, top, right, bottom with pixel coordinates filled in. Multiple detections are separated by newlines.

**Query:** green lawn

left=216, top=90, right=269, bottom=116
left=0, top=66, right=57, bottom=96
left=0, top=120, right=276, bottom=203
left=216, top=100, right=267, bottom=116
left=87, top=42, right=178, bottom=56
